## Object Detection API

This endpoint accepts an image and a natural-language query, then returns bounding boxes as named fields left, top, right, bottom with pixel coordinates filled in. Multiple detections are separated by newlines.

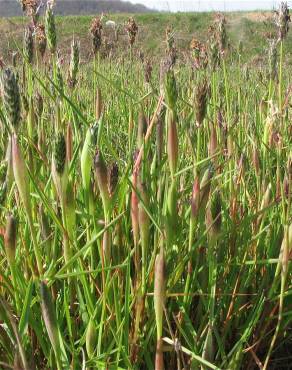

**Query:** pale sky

left=124, top=0, right=288, bottom=12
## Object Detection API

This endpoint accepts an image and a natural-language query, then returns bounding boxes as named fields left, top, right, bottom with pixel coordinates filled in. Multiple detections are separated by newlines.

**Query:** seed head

left=54, top=133, right=66, bottom=175
left=276, top=2, right=290, bottom=41
left=165, top=27, right=177, bottom=68
left=40, top=281, right=60, bottom=355
left=190, top=38, right=208, bottom=70
left=200, top=166, right=213, bottom=209
left=4, top=213, right=17, bottom=265
left=45, top=5, right=56, bottom=53
left=35, top=91, right=43, bottom=118
left=126, top=17, right=138, bottom=46
left=164, top=69, right=177, bottom=110
left=268, top=39, right=278, bottom=81
left=36, top=24, right=47, bottom=58
left=215, top=13, right=228, bottom=54
left=12, top=135, right=32, bottom=218
left=108, top=162, right=119, bottom=196
left=94, top=149, right=110, bottom=212
left=206, top=189, right=222, bottom=240
left=20, top=0, right=39, bottom=24
left=208, top=26, right=220, bottom=71
left=68, top=38, right=80, bottom=88
left=144, top=59, right=152, bottom=84
left=23, top=25, right=34, bottom=64
left=90, top=16, right=103, bottom=54
left=194, top=79, right=209, bottom=127
left=86, top=318, right=97, bottom=357
left=1, top=68, right=21, bottom=129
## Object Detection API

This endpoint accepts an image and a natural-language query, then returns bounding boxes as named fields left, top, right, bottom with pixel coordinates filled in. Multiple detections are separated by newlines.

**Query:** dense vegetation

left=0, top=1, right=291, bottom=370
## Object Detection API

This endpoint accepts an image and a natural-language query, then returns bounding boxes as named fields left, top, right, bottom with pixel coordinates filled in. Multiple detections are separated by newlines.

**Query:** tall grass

left=0, top=2, right=291, bottom=369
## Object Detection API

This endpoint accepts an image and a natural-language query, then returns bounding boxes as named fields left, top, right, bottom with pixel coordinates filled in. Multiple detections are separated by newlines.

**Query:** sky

left=124, top=0, right=288, bottom=12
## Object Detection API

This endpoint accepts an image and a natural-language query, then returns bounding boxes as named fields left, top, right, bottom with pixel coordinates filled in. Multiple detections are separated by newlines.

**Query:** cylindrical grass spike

left=4, top=213, right=17, bottom=266
left=68, top=38, right=80, bottom=88
left=40, top=281, right=60, bottom=358
left=45, top=5, right=57, bottom=54
left=194, top=79, right=209, bottom=127
left=1, top=68, right=21, bottom=129
left=86, top=318, right=97, bottom=358
left=52, top=132, right=68, bottom=203
left=164, top=69, right=177, bottom=111
left=12, top=135, right=31, bottom=218
left=125, top=17, right=138, bottom=46
left=94, top=149, right=110, bottom=214
left=90, top=16, right=102, bottom=54
left=200, top=166, right=213, bottom=210
left=206, top=189, right=222, bottom=241
left=23, top=26, right=34, bottom=64
left=36, top=24, right=47, bottom=59
left=54, top=133, right=66, bottom=175
left=108, top=162, right=119, bottom=197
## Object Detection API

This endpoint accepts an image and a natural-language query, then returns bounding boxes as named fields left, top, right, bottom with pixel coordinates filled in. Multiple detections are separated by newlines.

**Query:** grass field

left=1, top=11, right=292, bottom=62
left=0, top=2, right=292, bottom=370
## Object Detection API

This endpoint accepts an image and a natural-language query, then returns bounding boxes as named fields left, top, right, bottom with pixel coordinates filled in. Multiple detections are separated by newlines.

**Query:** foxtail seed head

left=40, top=281, right=60, bottom=355
left=4, top=213, right=17, bottom=265
left=125, top=17, right=138, bottom=46
left=280, top=223, right=292, bottom=278
left=54, top=132, right=66, bottom=175
left=206, top=189, right=222, bottom=240
left=191, top=175, right=200, bottom=219
left=1, top=68, right=21, bottom=129
left=200, top=166, right=213, bottom=210
left=164, top=69, right=177, bottom=110
left=45, top=5, right=56, bottom=53
left=36, top=24, right=47, bottom=58
left=276, top=2, right=290, bottom=41
left=35, top=91, right=43, bottom=118
left=23, top=26, right=34, bottom=64
left=108, top=162, right=119, bottom=196
left=90, top=16, right=102, bottom=54
left=86, top=318, right=97, bottom=358
left=94, top=149, right=110, bottom=213
left=194, top=79, right=209, bottom=127
left=12, top=135, right=31, bottom=218
left=68, top=38, right=80, bottom=88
